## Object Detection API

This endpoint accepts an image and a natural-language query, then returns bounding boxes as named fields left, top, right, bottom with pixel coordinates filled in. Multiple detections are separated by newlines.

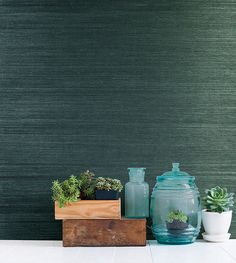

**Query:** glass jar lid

left=156, top=163, right=195, bottom=186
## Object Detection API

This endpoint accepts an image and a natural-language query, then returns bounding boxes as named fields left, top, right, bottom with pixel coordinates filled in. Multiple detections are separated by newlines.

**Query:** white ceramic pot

left=202, top=209, right=232, bottom=242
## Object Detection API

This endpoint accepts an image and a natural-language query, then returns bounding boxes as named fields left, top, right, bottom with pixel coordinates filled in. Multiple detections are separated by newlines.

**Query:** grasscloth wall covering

left=0, top=0, right=235, bottom=240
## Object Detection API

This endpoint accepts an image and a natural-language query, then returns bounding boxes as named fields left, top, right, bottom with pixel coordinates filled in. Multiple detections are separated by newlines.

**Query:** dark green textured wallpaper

left=0, top=0, right=235, bottom=239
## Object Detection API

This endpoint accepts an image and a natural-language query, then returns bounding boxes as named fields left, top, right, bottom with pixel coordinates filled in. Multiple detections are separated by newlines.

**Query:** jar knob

left=172, top=163, right=180, bottom=172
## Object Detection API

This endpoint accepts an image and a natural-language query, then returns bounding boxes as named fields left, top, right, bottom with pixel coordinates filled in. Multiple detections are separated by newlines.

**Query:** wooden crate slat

left=55, top=199, right=121, bottom=220
left=63, top=218, right=146, bottom=247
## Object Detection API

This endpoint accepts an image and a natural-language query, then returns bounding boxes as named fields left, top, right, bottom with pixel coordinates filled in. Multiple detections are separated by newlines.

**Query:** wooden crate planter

left=55, top=199, right=121, bottom=220
left=63, top=218, right=146, bottom=247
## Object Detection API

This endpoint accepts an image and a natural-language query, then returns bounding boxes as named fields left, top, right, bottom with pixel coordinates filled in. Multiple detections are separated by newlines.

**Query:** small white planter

left=202, top=209, right=232, bottom=242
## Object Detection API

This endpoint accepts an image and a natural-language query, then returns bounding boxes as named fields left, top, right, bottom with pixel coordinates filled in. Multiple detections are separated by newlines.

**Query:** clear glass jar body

left=125, top=168, right=149, bottom=218
left=150, top=163, right=201, bottom=244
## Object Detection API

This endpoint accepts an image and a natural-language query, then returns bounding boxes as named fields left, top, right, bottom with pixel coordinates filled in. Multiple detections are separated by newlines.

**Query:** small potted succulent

left=166, top=210, right=188, bottom=235
left=95, top=177, right=123, bottom=200
left=202, top=186, right=234, bottom=242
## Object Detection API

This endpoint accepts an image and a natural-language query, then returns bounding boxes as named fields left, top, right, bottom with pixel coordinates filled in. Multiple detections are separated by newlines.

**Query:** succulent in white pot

left=202, top=186, right=234, bottom=242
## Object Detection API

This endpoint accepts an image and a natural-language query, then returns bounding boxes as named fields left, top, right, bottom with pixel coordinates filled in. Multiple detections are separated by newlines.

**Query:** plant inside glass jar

left=166, top=210, right=189, bottom=235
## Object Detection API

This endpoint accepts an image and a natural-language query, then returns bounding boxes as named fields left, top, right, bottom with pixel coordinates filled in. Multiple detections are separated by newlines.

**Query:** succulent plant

left=167, top=210, right=188, bottom=223
left=96, top=177, right=123, bottom=192
left=52, top=175, right=81, bottom=208
left=51, top=170, right=96, bottom=207
left=52, top=171, right=123, bottom=207
left=203, top=186, right=234, bottom=213
left=78, top=170, right=96, bottom=200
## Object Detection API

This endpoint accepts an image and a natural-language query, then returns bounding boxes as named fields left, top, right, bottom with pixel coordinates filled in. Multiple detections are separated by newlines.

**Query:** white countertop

left=0, top=240, right=236, bottom=263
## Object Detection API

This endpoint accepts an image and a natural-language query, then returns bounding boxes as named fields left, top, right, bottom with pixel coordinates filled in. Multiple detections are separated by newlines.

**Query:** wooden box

left=55, top=199, right=121, bottom=220
left=63, top=218, right=146, bottom=247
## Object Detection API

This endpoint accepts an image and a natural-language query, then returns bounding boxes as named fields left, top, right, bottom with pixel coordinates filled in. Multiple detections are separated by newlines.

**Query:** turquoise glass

left=125, top=168, right=149, bottom=218
left=150, top=163, right=201, bottom=244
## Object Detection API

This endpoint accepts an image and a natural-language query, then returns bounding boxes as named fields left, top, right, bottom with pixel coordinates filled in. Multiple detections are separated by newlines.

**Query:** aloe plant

left=203, top=186, right=234, bottom=213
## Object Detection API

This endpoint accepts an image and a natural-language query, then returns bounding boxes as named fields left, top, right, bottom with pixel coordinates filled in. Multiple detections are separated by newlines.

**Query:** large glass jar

left=150, top=163, right=201, bottom=244
left=125, top=168, right=149, bottom=218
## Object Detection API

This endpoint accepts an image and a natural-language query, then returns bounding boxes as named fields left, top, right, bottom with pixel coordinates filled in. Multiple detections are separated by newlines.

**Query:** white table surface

left=0, top=240, right=236, bottom=263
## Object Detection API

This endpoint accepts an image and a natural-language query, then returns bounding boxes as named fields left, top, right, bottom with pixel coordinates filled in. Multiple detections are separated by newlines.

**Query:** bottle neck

left=128, top=168, right=145, bottom=183
left=172, top=162, right=180, bottom=172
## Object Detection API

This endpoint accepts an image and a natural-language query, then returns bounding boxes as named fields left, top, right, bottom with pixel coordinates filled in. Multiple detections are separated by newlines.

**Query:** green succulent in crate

left=52, top=170, right=96, bottom=207
left=95, top=177, right=123, bottom=200
left=203, top=186, right=234, bottom=213
left=52, top=175, right=81, bottom=208
left=96, top=177, right=123, bottom=192
left=79, top=170, right=96, bottom=200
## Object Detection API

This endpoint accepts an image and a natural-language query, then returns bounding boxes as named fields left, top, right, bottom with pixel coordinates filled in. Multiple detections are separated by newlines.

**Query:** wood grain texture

left=55, top=199, right=121, bottom=220
left=0, top=0, right=235, bottom=239
left=63, top=218, right=146, bottom=247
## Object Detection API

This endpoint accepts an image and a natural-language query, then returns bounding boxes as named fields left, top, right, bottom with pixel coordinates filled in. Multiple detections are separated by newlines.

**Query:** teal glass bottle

left=125, top=168, right=149, bottom=218
left=150, top=163, right=201, bottom=244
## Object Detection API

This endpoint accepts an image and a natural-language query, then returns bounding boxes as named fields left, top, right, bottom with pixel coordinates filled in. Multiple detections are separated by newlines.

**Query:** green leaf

left=203, top=186, right=234, bottom=212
